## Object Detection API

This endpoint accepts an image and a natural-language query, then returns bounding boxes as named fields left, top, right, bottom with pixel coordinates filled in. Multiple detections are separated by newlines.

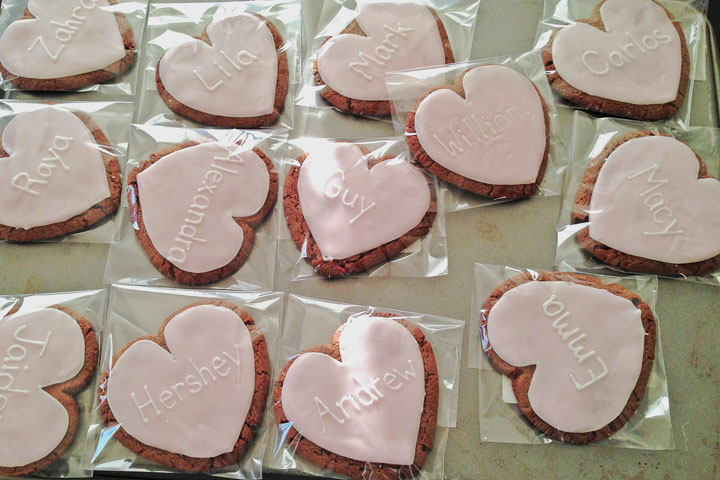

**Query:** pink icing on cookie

left=0, top=107, right=111, bottom=230
left=0, top=308, right=85, bottom=467
left=136, top=142, right=270, bottom=273
left=297, top=142, right=430, bottom=260
left=0, top=0, right=125, bottom=79
left=317, top=1, right=446, bottom=101
left=588, top=135, right=720, bottom=264
left=552, top=0, right=681, bottom=105
left=158, top=13, right=279, bottom=117
left=487, top=281, right=645, bottom=433
left=414, top=65, right=547, bottom=185
left=106, top=304, right=255, bottom=458
left=281, top=316, right=425, bottom=465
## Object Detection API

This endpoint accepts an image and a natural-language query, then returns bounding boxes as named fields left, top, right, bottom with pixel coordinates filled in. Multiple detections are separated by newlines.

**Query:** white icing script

left=626, top=162, right=684, bottom=236
left=0, top=324, right=52, bottom=429
left=26, top=0, right=104, bottom=62
left=322, top=170, right=377, bottom=225
left=130, top=343, right=243, bottom=424
left=348, top=24, right=416, bottom=81
left=166, top=149, right=245, bottom=265
left=581, top=29, right=672, bottom=76
left=10, top=135, right=73, bottom=197
left=192, top=49, right=259, bottom=92
left=313, top=359, right=418, bottom=434
left=432, top=105, right=532, bottom=158
left=542, top=295, right=608, bottom=391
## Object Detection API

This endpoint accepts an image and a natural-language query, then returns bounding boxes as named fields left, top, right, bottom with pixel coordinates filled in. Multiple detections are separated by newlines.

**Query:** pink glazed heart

left=0, top=0, right=126, bottom=79
left=296, top=142, right=431, bottom=261
left=280, top=316, right=427, bottom=465
left=413, top=65, right=547, bottom=185
left=158, top=13, right=280, bottom=118
left=551, top=0, right=682, bottom=105
left=317, top=1, right=447, bottom=101
left=105, top=304, right=256, bottom=458
left=487, top=280, right=647, bottom=433
left=588, top=135, right=720, bottom=264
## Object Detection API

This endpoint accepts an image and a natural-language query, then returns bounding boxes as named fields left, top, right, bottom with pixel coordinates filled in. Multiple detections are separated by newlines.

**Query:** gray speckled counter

left=1, top=1, right=718, bottom=479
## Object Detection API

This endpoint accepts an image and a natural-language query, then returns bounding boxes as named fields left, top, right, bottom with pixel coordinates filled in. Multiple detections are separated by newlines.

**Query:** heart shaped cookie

left=100, top=301, right=268, bottom=472
left=408, top=65, right=549, bottom=199
left=0, top=306, right=97, bottom=477
left=0, top=0, right=135, bottom=90
left=0, top=107, right=121, bottom=242
left=274, top=314, right=438, bottom=479
left=573, top=132, right=720, bottom=276
left=283, top=141, right=434, bottom=277
left=128, top=141, right=277, bottom=285
left=481, top=271, right=655, bottom=444
left=544, top=0, right=689, bottom=120
left=157, top=13, right=288, bottom=127
left=314, top=1, right=453, bottom=116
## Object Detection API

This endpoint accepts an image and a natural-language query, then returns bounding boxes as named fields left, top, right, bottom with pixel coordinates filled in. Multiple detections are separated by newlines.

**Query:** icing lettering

left=130, top=344, right=243, bottom=424
left=542, top=295, right=607, bottom=391
left=431, top=105, right=531, bottom=158
left=626, top=163, right=684, bottom=236
left=0, top=324, right=53, bottom=423
left=348, top=23, right=416, bottom=81
left=26, top=0, right=101, bottom=61
left=581, top=30, right=672, bottom=75
left=166, top=149, right=245, bottom=265
left=10, top=135, right=73, bottom=196
left=193, top=50, right=259, bottom=91
left=322, top=170, right=377, bottom=224
left=315, top=359, right=417, bottom=434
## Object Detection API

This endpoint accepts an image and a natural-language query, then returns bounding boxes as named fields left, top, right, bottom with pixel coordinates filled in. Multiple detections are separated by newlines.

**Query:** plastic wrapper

left=556, top=110, right=720, bottom=285
left=104, top=125, right=286, bottom=290
left=0, top=100, right=133, bottom=244
left=469, top=263, right=673, bottom=449
left=0, top=288, right=108, bottom=478
left=0, top=0, right=148, bottom=97
left=83, top=284, right=282, bottom=478
left=295, top=0, right=480, bottom=130
left=385, top=50, right=568, bottom=212
left=535, top=0, right=709, bottom=128
left=277, top=136, right=448, bottom=280
left=265, top=294, right=464, bottom=479
left=134, top=1, right=300, bottom=130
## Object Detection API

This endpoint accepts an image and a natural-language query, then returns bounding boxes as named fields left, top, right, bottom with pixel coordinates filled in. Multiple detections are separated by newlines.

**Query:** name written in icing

left=542, top=295, right=607, bottom=391
left=348, top=24, right=417, bottom=81
left=11, top=136, right=73, bottom=196
left=322, top=170, right=376, bottom=225
left=166, top=149, right=246, bottom=265
left=314, top=359, right=418, bottom=434
left=626, top=162, right=684, bottom=237
left=192, top=50, right=259, bottom=91
left=432, top=105, right=531, bottom=157
left=581, top=29, right=673, bottom=76
left=26, top=0, right=104, bottom=62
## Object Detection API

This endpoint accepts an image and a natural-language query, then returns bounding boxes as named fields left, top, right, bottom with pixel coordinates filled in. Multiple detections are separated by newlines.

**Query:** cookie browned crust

left=0, top=0, right=136, bottom=91
left=406, top=65, right=551, bottom=199
left=127, top=141, right=278, bottom=285
left=313, top=7, right=454, bottom=117
left=0, top=111, right=122, bottom=242
left=0, top=305, right=98, bottom=477
left=156, top=14, right=289, bottom=128
left=97, top=300, right=269, bottom=472
left=273, top=313, right=438, bottom=480
left=283, top=149, right=436, bottom=277
left=542, top=0, right=689, bottom=120
left=572, top=131, right=720, bottom=276
left=481, top=271, right=656, bottom=445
